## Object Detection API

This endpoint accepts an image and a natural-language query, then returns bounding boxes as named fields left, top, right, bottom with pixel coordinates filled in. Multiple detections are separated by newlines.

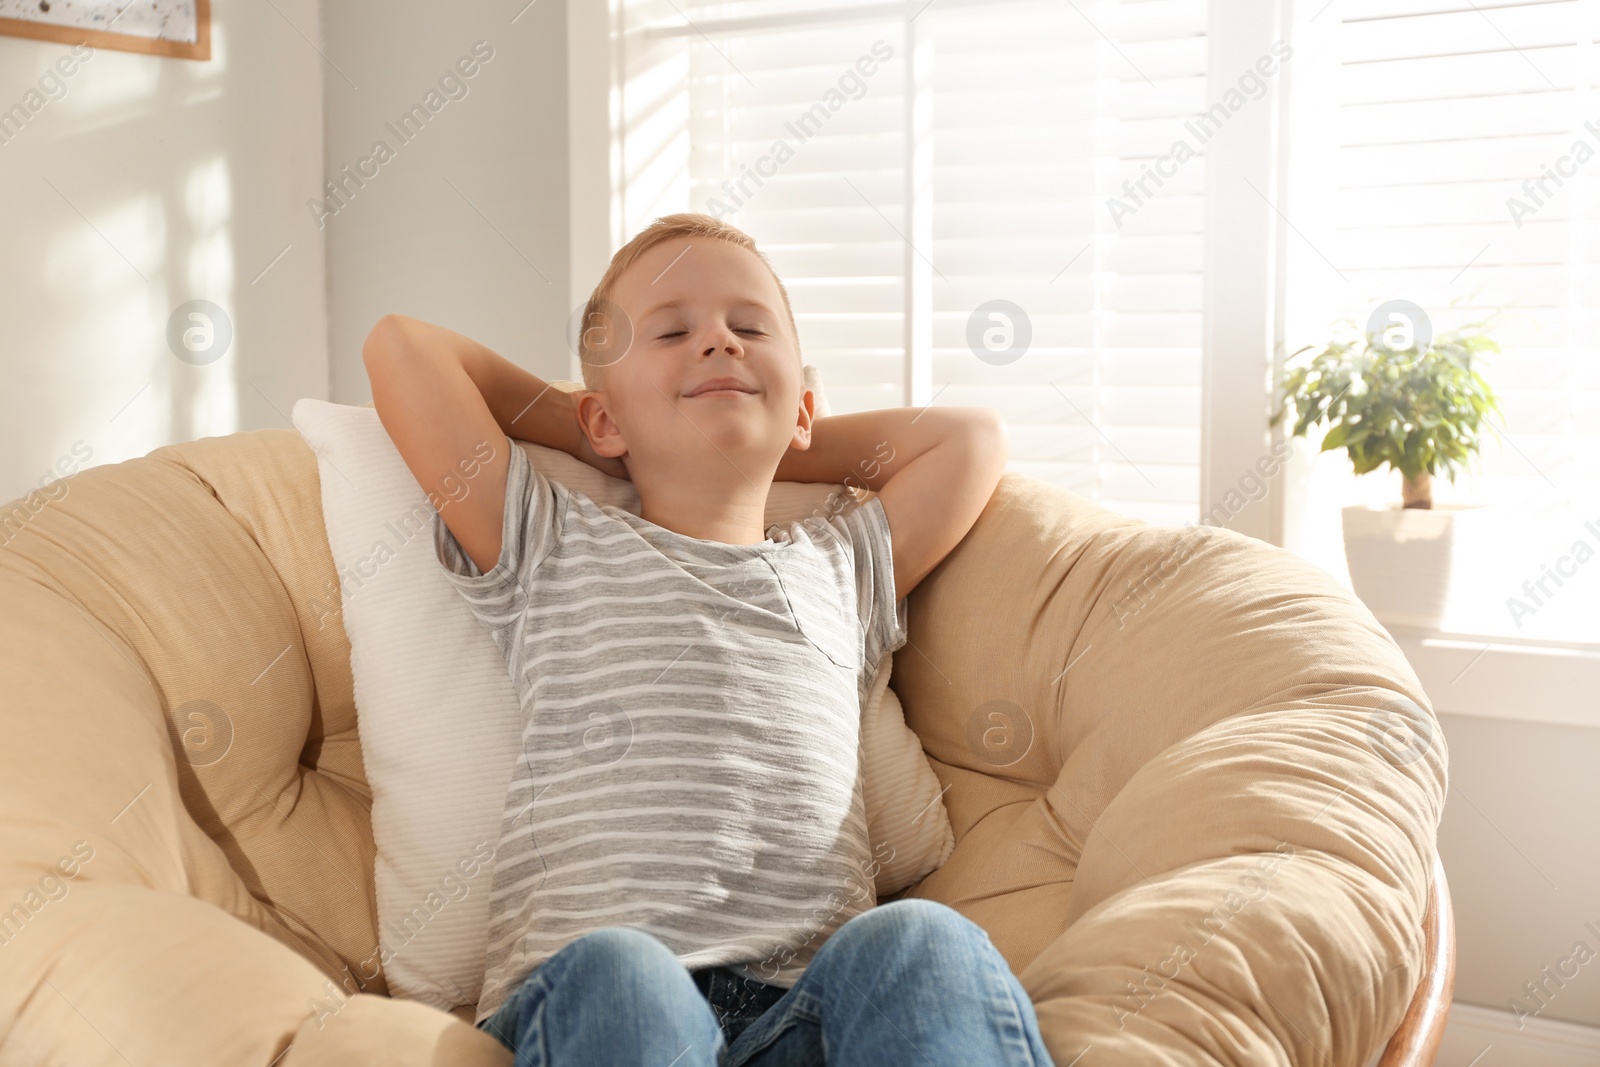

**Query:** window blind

left=1316, top=0, right=1600, bottom=641
left=1333, top=0, right=1600, bottom=512
left=622, top=0, right=1210, bottom=525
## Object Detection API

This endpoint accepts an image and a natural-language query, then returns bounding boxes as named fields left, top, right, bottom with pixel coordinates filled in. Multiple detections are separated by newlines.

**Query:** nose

left=701, top=321, right=745, bottom=358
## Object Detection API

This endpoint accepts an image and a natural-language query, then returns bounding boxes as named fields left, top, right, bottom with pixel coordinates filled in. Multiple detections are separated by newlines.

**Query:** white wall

left=320, top=0, right=572, bottom=407
left=1437, top=712, right=1600, bottom=1030
left=0, top=2, right=327, bottom=507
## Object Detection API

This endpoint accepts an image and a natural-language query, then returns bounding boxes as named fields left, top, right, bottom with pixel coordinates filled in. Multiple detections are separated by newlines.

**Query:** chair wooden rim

left=1376, top=853, right=1455, bottom=1066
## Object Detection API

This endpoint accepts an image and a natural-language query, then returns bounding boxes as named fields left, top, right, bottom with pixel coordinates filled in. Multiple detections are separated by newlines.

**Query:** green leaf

left=1274, top=309, right=1506, bottom=489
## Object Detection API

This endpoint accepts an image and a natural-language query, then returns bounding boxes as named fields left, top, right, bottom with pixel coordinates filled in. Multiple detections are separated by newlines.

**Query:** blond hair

left=577, top=213, right=801, bottom=391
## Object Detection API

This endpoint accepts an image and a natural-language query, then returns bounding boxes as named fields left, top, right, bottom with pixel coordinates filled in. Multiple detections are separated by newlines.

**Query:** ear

left=788, top=387, right=816, bottom=451
left=575, top=390, right=629, bottom=460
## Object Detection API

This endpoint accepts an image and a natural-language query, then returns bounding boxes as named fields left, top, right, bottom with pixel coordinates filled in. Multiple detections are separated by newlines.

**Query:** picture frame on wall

left=0, top=0, right=210, bottom=61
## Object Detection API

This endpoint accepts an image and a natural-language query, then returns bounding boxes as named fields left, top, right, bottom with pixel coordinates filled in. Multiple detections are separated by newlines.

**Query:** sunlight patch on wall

left=184, top=154, right=238, bottom=437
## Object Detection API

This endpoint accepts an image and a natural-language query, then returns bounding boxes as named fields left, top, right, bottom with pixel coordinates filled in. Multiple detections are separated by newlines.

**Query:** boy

left=365, top=214, right=1053, bottom=1065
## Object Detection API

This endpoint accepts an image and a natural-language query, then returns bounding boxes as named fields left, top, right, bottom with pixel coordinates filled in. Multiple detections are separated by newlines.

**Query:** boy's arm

left=362, top=313, right=622, bottom=576
left=774, top=406, right=1009, bottom=601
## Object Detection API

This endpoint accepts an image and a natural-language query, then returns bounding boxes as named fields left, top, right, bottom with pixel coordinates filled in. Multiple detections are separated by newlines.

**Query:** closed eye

left=656, top=328, right=766, bottom=339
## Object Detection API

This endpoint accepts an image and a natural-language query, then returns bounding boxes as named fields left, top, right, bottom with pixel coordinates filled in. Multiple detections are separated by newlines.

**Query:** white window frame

left=1202, top=0, right=1292, bottom=547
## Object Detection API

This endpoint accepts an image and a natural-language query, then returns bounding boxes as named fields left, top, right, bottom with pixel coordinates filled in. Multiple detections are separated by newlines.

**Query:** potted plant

left=1272, top=307, right=1504, bottom=628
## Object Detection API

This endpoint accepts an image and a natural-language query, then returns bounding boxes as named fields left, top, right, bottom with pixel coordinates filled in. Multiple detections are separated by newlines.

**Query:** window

left=617, top=0, right=1210, bottom=524
left=592, top=0, right=1600, bottom=644
left=1328, top=0, right=1600, bottom=510
left=1290, top=0, right=1600, bottom=641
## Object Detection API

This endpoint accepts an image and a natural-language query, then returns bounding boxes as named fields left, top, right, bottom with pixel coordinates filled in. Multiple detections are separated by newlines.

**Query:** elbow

left=362, top=314, right=414, bottom=367
left=970, top=409, right=1009, bottom=473
left=974, top=411, right=1008, bottom=500
left=982, top=408, right=1008, bottom=449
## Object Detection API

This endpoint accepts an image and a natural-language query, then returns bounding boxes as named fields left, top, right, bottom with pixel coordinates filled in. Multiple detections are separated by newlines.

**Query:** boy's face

left=575, top=236, right=814, bottom=477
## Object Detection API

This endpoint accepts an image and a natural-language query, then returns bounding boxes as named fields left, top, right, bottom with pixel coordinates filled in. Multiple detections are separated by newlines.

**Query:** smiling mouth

left=689, top=389, right=756, bottom=398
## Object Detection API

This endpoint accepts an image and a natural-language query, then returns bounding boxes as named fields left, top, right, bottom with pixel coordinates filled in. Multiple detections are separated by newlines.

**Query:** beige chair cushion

left=0, top=423, right=1442, bottom=1066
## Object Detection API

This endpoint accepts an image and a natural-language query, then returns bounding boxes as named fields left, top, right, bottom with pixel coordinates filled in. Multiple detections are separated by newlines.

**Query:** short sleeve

left=827, top=495, right=909, bottom=677
left=431, top=439, right=564, bottom=666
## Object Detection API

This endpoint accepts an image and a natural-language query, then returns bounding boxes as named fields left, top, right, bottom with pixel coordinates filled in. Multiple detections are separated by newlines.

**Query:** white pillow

left=292, top=373, right=953, bottom=1014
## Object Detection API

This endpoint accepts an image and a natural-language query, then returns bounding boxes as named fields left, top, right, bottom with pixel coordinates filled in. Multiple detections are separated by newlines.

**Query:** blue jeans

left=475, top=897, right=1055, bottom=1066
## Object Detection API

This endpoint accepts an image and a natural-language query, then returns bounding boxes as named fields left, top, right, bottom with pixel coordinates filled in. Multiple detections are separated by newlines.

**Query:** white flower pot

left=1341, top=504, right=1485, bottom=629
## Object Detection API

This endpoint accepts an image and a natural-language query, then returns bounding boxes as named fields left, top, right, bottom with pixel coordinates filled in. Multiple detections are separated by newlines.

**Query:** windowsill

left=1381, top=623, right=1600, bottom=731
left=1285, top=498, right=1600, bottom=729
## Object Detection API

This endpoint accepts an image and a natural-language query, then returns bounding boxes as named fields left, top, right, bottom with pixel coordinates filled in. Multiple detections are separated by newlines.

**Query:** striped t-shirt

left=431, top=439, right=909, bottom=1027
